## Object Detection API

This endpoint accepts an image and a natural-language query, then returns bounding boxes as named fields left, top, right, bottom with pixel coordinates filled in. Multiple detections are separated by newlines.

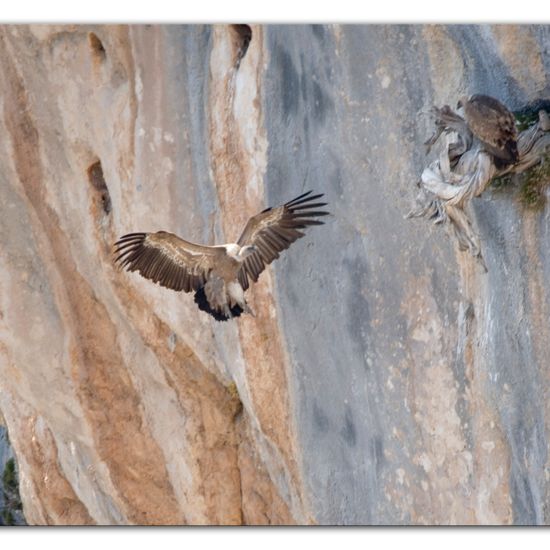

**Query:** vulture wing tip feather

left=286, top=192, right=325, bottom=207
left=286, top=189, right=314, bottom=204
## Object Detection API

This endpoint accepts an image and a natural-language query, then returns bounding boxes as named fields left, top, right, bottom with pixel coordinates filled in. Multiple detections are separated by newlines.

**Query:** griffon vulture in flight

left=114, top=191, right=329, bottom=321
left=457, top=94, right=519, bottom=167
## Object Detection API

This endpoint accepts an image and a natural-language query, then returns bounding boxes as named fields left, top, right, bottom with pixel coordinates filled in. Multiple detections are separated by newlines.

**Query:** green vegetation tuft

left=515, top=110, right=541, bottom=132
left=1, top=457, right=24, bottom=525
left=1, top=509, right=15, bottom=526
left=519, top=154, right=550, bottom=210
left=491, top=173, right=514, bottom=190
left=2, top=459, right=17, bottom=492
left=491, top=154, right=550, bottom=211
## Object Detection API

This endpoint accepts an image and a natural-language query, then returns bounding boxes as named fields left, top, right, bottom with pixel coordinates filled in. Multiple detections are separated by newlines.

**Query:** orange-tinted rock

left=1, top=24, right=550, bottom=525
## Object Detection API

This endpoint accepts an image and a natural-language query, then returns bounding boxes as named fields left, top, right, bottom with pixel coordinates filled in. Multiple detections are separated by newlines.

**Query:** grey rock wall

left=264, top=24, right=550, bottom=524
left=0, top=24, right=549, bottom=524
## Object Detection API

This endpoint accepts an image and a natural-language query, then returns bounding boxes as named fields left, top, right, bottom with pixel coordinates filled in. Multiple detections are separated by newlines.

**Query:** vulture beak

left=457, top=95, right=468, bottom=110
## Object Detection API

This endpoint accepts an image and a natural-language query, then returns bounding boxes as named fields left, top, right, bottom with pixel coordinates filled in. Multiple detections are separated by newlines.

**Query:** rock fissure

left=1, top=24, right=550, bottom=526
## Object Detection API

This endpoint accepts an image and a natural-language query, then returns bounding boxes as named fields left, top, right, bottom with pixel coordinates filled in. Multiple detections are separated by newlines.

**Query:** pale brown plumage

left=114, top=231, right=222, bottom=293
left=114, top=191, right=329, bottom=321
left=458, top=94, right=519, bottom=167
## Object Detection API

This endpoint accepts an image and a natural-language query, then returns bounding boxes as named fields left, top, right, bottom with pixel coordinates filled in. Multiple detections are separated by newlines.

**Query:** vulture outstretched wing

left=114, top=231, right=223, bottom=292
left=462, top=94, right=519, bottom=164
left=236, top=191, right=329, bottom=290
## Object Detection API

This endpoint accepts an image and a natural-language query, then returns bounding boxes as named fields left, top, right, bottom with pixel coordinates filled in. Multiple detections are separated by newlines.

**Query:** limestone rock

left=0, top=24, right=549, bottom=525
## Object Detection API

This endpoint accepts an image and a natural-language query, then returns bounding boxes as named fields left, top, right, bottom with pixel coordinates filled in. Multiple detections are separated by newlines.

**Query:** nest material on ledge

left=407, top=104, right=550, bottom=269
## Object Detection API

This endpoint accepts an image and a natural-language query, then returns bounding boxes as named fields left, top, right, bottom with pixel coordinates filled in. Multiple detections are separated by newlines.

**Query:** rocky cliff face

left=0, top=24, right=549, bottom=525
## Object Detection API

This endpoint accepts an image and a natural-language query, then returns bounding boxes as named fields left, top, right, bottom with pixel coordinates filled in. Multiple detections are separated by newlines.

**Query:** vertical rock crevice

left=231, top=24, right=252, bottom=69
left=87, top=159, right=112, bottom=216
left=88, top=32, right=107, bottom=63
left=208, top=24, right=309, bottom=523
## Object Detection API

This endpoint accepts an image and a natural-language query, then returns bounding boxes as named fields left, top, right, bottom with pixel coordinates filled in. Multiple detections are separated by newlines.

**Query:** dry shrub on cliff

left=408, top=100, right=550, bottom=268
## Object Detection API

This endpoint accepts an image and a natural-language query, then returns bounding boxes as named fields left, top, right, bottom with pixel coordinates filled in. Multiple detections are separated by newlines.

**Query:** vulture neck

left=224, top=243, right=250, bottom=262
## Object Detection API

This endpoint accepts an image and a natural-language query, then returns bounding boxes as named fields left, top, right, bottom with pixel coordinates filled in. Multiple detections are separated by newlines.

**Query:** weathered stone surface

left=0, top=23, right=549, bottom=525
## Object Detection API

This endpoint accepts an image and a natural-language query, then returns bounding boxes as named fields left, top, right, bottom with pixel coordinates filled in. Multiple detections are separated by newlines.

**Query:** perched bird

left=114, top=191, right=329, bottom=321
left=457, top=94, right=519, bottom=167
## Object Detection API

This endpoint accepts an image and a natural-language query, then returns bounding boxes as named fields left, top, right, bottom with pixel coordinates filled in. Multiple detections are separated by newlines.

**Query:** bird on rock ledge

left=457, top=94, right=519, bottom=168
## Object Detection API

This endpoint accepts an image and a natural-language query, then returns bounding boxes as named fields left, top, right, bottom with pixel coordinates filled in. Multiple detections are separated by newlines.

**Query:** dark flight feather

left=194, top=287, right=243, bottom=321
left=114, top=231, right=221, bottom=293
left=236, top=191, right=329, bottom=291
